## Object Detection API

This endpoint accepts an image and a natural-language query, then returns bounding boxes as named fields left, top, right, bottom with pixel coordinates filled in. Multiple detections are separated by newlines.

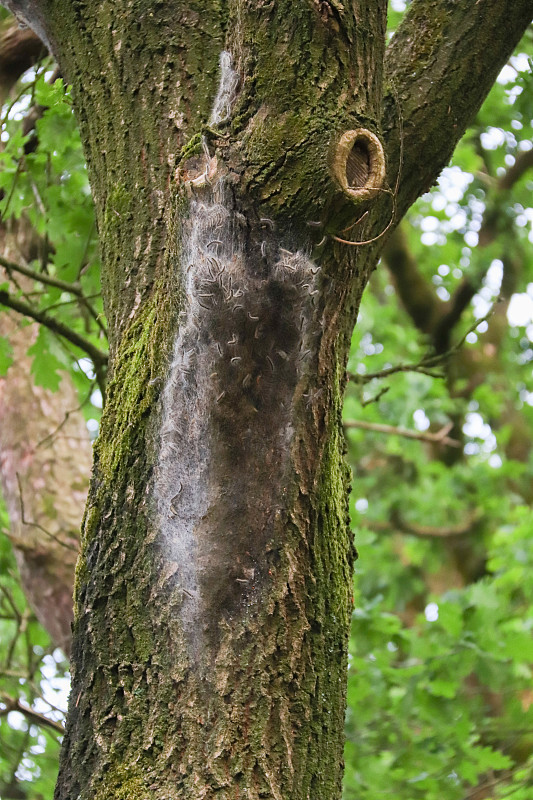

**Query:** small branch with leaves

left=0, top=254, right=108, bottom=338
left=0, top=287, right=108, bottom=394
left=0, top=693, right=65, bottom=734
left=349, top=306, right=498, bottom=387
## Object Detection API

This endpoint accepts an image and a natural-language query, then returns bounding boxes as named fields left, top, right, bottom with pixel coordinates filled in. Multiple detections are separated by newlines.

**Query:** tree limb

left=433, top=144, right=533, bottom=350
left=381, top=225, right=441, bottom=334
left=498, top=147, right=533, bottom=192
left=0, top=254, right=83, bottom=296
left=0, top=693, right=65, bottom=734
left=381, top=135, right=532, bottom=353
left=344, top=419, right=461, bottom=448
left=0, top=18, right=45, bottom=104
left=383, top=0, right=533, bottom=221
left=360, top=508, right=481, bottom=539
left=0, top=287, right=108, bottom=368
left=0, top=254, right=108, bottom=337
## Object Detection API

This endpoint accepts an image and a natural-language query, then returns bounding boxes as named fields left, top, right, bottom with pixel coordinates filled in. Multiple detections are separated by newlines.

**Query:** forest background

left=0, top=2, right=532, bottom=799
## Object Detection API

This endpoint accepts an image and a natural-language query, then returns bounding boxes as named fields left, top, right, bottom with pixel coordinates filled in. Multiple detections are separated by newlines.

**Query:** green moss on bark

left=95, top=285, right=172, bottom=481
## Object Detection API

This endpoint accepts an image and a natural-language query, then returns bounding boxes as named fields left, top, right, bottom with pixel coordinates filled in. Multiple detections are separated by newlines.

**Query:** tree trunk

left=48, top=5, right=382, bottom=797
left=2, top=1, right=531, bottom=798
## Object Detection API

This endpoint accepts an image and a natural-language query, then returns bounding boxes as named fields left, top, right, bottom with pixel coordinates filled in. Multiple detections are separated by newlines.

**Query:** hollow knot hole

left=346, top=141, right=370, bottom=189
left=332, top=129, right=386, bottom=202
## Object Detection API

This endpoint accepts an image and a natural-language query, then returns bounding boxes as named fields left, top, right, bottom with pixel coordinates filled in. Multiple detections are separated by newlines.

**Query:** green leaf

left=427, top=678, right=458, bottom=699
left=27, top=327, right=67, bottom=392
left=0, top=336, right=13, bottom=375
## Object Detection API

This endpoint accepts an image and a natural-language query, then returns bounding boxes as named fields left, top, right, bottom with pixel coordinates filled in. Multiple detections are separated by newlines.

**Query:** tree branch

left=360, top=508, right=481, bottom=539
left=349, top=307, right=497, bottom=386
left=0, top=254, right=83, bottom=296
left=344, top=419, right=461, bottom=448
left=0, top=287, right=108, bottom=367
left=0, top=18, right=45, bottom=104
left=0, top=255, right=108, bottom=337
left=433, top=280, right=477, bottom=355
left=14, top=472, right=78, bottom=552
left=498, top=147, right=533, bottom=192
left=381, top=135, right=532, bottom=353
left=381, top=225, right=441, bottom=334
left=383, top=0, right=533, bottom=221
left=0, top=3, right=51, bottom=54
left=433, top=144, right=533, bottom=350
left=0, top=693, right=65, bottom=734
left=348, top=359, right=444, bottom=384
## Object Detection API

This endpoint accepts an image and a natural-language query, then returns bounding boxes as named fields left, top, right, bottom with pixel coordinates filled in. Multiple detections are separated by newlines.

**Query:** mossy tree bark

left=2, top=1, right=531, bottom=798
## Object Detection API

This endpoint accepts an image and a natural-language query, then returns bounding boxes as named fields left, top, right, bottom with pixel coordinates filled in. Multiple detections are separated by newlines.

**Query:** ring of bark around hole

left=332, top=129, right=386, bottom=202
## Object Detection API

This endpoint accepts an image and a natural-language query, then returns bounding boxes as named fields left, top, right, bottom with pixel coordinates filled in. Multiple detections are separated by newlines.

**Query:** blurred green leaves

left=344, top=25, right=533, bottom=800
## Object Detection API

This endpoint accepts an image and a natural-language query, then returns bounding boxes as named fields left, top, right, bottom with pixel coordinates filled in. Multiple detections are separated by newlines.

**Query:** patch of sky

left=413, top=409, right=430, bottom=432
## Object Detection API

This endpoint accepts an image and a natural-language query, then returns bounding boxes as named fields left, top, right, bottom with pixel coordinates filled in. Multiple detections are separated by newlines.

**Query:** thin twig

left=349, top=306, right=497, bottom=385
left=76, top=219, right=96, bottom=280
left=6, top=729, right=30, bottom=792
left=1, top=158, right=23, bottom=218
left=81, top=298, right=108, bottom=338
left=0, top=586, right=21, bottom=620
left=332, top=80, right=404, bottom=248
left=344, top=419, right=461, bottom=448
left=6, top=625, right=20, bottom=668
left=16, top=473, right=78, bottom=552
left=0, top=694, right=65, bottom=734
left=0, top=287, right=108, bottom=368
left=37, top=381, right=96, bottom=449
left=349, top=360, right=445, bottom=384
left=29, top=177, right=46, bottom=216
left=29, top=687, right=68, bottom=717
left=332, top=187, right=396, bottom=247
left=2, top=80, right=37, bottom=127
left=360, top=385, right=390, bottom=406
left=359, top=508, right=480, bottom=539
left=0, top=254, right=84, bottom=296
left=0, top=587, right=25, bottom=669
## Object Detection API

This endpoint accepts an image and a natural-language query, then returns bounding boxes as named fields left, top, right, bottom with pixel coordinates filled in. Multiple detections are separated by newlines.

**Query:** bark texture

left=45, top=4, right=384, bottom=797
left=1, top=1, right=531, bottom=799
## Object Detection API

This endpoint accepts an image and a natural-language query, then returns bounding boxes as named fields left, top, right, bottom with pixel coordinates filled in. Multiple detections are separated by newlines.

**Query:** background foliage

left=0, top=3, right=532, bottom=798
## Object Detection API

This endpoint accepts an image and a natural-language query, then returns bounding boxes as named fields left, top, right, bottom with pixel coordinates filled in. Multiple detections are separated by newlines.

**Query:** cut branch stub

left=332, top=129, right=386, bottom=202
